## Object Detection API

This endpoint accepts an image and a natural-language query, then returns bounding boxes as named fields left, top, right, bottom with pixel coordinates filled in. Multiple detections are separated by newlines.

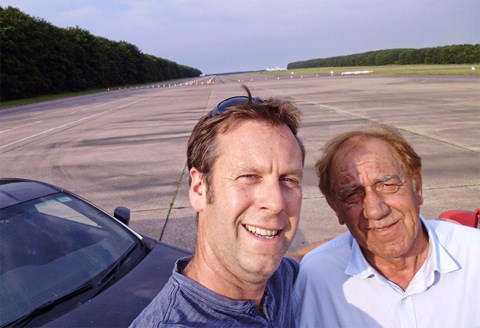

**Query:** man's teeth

left=369, top=227, right=388, bottom=231
left=368, top=222, right=397, bottom=231
left=244, top=224, right=278, bottom=239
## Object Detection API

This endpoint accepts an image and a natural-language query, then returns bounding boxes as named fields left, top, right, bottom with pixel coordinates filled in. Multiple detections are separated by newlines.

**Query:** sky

left=1, top=0, right=479, bottom=74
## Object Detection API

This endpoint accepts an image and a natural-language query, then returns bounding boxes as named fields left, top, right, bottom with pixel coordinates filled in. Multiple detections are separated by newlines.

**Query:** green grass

left=2, top=65, right=478, bottom=108
left=257, top=64, right=480, bottom=76
left=0, top=88, right=108, bottom=109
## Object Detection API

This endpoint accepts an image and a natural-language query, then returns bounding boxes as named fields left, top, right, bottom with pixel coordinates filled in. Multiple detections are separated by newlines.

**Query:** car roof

left=0, top=178, right=61, bottom=209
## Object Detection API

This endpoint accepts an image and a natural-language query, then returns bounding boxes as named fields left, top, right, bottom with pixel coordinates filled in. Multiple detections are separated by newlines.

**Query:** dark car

left=0, top=178, right=190, bottom=327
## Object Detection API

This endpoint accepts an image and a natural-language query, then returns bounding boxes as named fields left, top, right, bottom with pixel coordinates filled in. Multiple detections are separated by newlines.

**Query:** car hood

left=43, top=241, right=190, bottom=327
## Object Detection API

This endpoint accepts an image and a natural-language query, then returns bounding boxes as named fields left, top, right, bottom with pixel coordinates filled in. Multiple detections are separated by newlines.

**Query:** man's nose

left=257, top=180, right=285, bottom=214
left=363, top=187, right=388, bottom=220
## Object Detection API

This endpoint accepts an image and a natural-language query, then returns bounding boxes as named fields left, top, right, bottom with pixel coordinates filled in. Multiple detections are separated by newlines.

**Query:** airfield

left=0, top=73, right=479, bottom=252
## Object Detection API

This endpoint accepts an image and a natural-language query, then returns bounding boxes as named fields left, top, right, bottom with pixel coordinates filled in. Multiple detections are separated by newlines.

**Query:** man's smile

left=366, top=220, right=399, bottom=232
left=243, top=224, right=279, bottom=239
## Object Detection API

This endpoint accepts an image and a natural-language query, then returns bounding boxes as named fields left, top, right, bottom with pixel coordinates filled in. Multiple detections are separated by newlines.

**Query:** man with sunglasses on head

left=131, top=86, right=305, bottom=327
left=293, top=124, right=480, bottom=327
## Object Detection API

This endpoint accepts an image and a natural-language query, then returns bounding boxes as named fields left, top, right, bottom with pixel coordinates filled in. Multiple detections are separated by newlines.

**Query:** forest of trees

left=287, top=44, right=480, bottom=69
left=0, top=6, right=202, bottom=101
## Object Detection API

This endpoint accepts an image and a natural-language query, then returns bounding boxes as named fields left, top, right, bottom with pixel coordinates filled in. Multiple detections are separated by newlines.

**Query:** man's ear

left=326, top=196, right=346, bottom=225
left=189, top=167, right=205, bottom=212
left=412, top=171, right=423, bottom=206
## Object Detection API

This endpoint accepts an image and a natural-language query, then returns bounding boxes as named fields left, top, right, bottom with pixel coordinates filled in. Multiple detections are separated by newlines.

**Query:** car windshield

left=0, top=192, right=139, bottom=326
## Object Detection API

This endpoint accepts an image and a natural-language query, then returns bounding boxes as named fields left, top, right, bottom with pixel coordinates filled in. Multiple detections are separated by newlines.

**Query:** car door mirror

left=114, top=206, right=130, bottom=226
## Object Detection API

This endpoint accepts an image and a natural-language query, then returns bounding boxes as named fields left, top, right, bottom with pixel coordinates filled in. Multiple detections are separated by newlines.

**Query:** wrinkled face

left=190, top=120, right=303, bottom=284
left=328, top=137, right=425, bottom=262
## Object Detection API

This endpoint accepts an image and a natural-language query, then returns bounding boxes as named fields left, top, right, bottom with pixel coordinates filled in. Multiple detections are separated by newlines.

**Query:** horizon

left=1, top=0, right=479, bottom=74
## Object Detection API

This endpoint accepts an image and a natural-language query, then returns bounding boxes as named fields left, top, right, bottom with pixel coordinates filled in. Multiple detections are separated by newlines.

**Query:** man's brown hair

left=187, top=85, right=305, bottom=203
left=315, top=124, right=421, bottom=202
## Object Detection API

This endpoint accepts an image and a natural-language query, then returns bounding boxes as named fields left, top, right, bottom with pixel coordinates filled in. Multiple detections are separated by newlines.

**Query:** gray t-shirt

left=130, top=256, right=298, bottom=327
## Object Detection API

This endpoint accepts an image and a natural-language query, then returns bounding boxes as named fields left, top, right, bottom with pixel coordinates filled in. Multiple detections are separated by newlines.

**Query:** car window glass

left=35, top=196, right=101, bottom=227
left=0, top=192, right=140, bottom=326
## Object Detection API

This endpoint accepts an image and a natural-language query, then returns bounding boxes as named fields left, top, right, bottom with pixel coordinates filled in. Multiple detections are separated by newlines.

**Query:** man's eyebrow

left=337, top=175, right=402, bottom=192
left=231, top=162, right=258, bottom=173
left=336, top=184, right=360, bottom=195
left=283, top=168, right=304, bottom=177
left=375, top=174, right=402, bottom=183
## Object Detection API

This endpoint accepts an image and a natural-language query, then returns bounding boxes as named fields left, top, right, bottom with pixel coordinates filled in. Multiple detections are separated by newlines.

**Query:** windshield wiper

left=5, top=282, right=95, bottom=327
left=91, top=242, right=140, bottom=293
left=5, top=243, right=140, bottom=327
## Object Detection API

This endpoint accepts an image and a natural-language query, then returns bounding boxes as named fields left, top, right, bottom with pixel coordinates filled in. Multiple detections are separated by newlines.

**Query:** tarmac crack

left=159, top=161, right=188, bottom=241
left=304, top=100, right=478, bottom=153
left=158, top=88, right=214, bottom=241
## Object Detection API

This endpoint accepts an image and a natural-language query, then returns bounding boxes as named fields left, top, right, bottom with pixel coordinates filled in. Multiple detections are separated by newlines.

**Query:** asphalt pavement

left=1, top=73, right=479, bottom=252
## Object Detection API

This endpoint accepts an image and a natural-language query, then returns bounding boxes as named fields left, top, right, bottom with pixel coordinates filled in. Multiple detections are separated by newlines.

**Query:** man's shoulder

left=280, top=256, right=299, bottom=271
left=426, top=219, right=480, bottom=242
left=131, top=272, right=236, bottom=327
left=268, top=257, right=299, bottom=287
left=432, top=217, right=480, bottom=234
left=130, top=276, right=180, bottom=327
left=300, top=232, right=353, bottom=268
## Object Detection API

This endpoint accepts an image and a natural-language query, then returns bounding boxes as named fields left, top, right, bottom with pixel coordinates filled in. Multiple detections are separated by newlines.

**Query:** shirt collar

left=421, top=216, right=460, bottom=274
left=344, top=215, right=460, bottom=279
left=172, top=257, right=257, bottom=313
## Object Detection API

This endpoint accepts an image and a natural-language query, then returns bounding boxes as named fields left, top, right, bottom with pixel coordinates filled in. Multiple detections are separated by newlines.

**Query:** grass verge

left=0, top=89, right=107, bottom=109
left=257, top=64, right=480, bottom=76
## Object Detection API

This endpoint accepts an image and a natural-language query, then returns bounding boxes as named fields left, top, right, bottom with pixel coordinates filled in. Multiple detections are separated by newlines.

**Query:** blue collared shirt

left=293, top=217, right=480, bottom=328
left=131, top=256, right=298, bottom=327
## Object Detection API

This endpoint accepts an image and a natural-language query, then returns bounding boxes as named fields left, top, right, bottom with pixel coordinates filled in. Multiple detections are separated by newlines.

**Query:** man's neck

left=366, top=228, right=430, bottom=291
left=182, top=250, right=267, bottom=307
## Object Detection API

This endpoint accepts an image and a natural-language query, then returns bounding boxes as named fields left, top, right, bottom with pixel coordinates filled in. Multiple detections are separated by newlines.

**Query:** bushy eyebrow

left=375, top=174, right=402, bottom=183
left=336, top=184, right=360, bottom=196
left=336, top=174, right=402, bottom=194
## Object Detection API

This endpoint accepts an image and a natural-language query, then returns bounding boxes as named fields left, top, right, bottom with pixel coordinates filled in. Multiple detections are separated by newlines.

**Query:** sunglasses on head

left=210, top=96, right=265, bottom=118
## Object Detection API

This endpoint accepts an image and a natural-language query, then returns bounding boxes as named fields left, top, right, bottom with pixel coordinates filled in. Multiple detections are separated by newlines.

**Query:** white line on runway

left=303, top=99, right=477, bottom=153
left=0, top=120, right=43, bottom=134
left=69, top=100, right=121, bottom=115
left=0, top=98, right=146, bottom=150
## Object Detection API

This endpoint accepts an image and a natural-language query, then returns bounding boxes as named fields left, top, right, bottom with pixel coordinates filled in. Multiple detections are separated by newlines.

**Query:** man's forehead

left=335, top=136, right=401, bottom=163
left=332, top=137, right=404, bottom=181
left=219, top=120, right=296, bottom=146
left=216, top=120, right=301, bottom=161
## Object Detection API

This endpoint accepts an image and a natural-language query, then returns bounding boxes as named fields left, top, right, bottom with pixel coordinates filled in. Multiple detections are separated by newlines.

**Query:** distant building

left=266, top=67, right=287, bottom=71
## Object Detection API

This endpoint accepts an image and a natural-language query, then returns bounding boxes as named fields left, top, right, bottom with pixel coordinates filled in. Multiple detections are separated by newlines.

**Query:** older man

left=293, top=124, right=480, bottom=327
left=131, top=86, right=305, bottom=327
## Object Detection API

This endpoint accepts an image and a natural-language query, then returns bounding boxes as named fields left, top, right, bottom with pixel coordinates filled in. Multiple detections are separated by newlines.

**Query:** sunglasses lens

left=211, top=96, right=249, bottom=117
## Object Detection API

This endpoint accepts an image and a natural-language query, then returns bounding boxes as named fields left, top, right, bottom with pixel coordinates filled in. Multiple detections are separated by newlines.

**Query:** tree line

left=287, top=44, right=480, bottom=69
left=0, top=6, right=202, bottom=101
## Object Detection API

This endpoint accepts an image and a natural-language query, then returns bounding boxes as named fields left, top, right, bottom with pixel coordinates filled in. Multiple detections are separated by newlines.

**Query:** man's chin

left=240, top=256, right=283, bottom=283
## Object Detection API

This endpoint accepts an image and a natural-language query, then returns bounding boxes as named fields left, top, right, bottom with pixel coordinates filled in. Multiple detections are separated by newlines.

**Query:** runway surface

left=1, top=73, right=479, bottom=251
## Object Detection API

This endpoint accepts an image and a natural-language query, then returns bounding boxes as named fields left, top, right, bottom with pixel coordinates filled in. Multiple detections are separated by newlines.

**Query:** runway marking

left=69, top=101, right=117, bottom=114
left=0, top=120, right=43, bottom=134
left=0, top=98, right=146, bottom=150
